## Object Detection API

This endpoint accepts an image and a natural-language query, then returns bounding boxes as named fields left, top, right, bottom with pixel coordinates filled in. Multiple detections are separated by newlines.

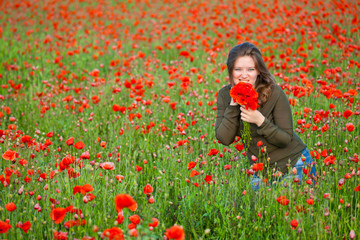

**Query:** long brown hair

left=226, top=42, right=275, bottom=107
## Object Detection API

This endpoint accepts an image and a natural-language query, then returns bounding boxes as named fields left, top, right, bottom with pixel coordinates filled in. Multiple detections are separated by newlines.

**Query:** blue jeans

left=252, top=148, right=316, bottom=191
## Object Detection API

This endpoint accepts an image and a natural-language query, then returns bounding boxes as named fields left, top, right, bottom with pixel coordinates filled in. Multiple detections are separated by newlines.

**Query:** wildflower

left=2, top=149, right=16, bottom=161
left=224, top=165, right=232, bottom=170
left=324, top=155, right=336, bottom=165
left=54, top=231, right=68, bottom=240
left=276, top=196, right=289, bottom=206
left=343, top=109, right=353, bottom=119
left=252, top=163, right=264, bottom=172
left=102, top=227, right=124, bottom=240
left=129, top=215, right=140, bottom=225
left=83, top=193, right=96, bottom=203
left=190, top=170, right=199, bottom=177
left=149, top=218, right=159, bottom=228
left=73, top=184, right=93, bottom=195
left=144, top=184, right=153, bottom=195
left=66, top=137, right=74, bottom=146
left=0, top=220, right=12, bottom=233
left=187, top=161, right=196, bottom=170
left=349, top=230, right=356, bottom=239
left=114, top=194, right=137, bottom=212
left=74, top=141, right=85, bottom=150
left=290, top=219, right=298, bottom=229
left=346, top=123, right=355, bottom=132
left=100, top=162, right=115, bottom=170
left=164, top=225, right=185, bottom=240
left=208, top=149, right=219, bottom=156
left=204, top=175, right=212, bottom=184
left=148, top=196, right=155, bottom=204
left=135, top=165, right=143, bottom=172
left=306, top=199, right=314, bottom=205
left=16, top=221, right=31, bottom=233
left=50, top=206, right=72, bottom=224
left=5, top=202, right=16, bottom=211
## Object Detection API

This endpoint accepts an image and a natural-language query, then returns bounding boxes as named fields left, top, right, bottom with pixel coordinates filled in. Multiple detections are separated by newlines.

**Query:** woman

left=215, top=42, right=316, bottom=191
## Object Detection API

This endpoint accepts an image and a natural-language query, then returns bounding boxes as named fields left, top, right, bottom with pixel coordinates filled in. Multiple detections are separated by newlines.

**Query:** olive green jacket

left=215, top=84, right=306, bottom=175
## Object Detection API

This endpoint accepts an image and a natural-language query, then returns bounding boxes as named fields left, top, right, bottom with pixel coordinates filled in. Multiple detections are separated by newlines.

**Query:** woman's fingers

left=240, top=108, right=265, bottom=126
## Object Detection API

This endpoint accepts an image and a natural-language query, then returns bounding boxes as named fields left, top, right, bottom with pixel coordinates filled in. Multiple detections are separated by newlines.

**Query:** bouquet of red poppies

left=230, top=82, right=259, bottom=147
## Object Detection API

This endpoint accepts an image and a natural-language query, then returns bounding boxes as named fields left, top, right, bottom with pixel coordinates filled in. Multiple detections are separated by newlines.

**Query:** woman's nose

left=239, top=71, right=248, bottom=77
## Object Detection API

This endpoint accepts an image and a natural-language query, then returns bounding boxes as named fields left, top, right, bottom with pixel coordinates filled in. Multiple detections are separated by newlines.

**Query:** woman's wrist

left=256, top=116, right=265, bottom=127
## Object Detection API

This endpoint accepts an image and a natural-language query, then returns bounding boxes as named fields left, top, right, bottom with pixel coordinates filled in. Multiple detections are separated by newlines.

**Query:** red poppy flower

left=50, top=208, right=68, bottom=224
left=208, top=149, right=219, bottom=156
left=164, top=225, right=185, bottom=240
left=144, top=184, right=153, bottom=195
left=16, top=221, right=31, bottom=233
left=187, top=161, right=196, bottom=170
left=344, top=173, right=351, bottom=179
left=129, top=215, right=140, bottom=225
left=20, top=135, right=32, bottom=143
left=324, top=155, right=336, bottom=165
left=148, top=196, right=155, bottom=204
left=5, top=202, right=16, bottom=211
left=306, top=199, right=314, bottom=205
left=343, top=109, right=353, bottom=119
left=112, top=104, right=126, bottom=113
left=321, top=124, right=329, bottom=132
left=2, top=149, right=16, bottom=161
left=135, top=165, right=143, bottom=172
left=320, top=149, right=328, bottom=158
left=0, top=220, right=12, bottom=233
left=83, top=193, right=96, bottom=203
left=100, top=162, right=115, bottom=170
left=190, top=170, right=199, bottom=177
left=179, top=51, right=190, bottom=57
left=74, top=141, right=85, bottom=150
left=276, top=196, right=289, bottom=206
left=102, top=227, right=124, bottom=240
left=235, top=143, right=244, bottom=151
left=224, top=164, right=232, bottom=170
left=114, top=194, right=137, bottom=212
left=290, top=219, right=298, bottom=229
left=54, top=231, right=68, bottom=240
left=66, top=137, right=74, bottom=146
left=129, top=228, right=138, bottom=237
left=252, top=163, right=264, bottom=172
left=230, top=82, right=259, bottom=110
left=37, top=173, right=48, bottom=182
left=204, top=175, right=212, bottom=184
left=149, top=218, right=159, bottom=228
left=73, top=184, right=93, bottom=195
left=346, top=123, right=355, bottom=132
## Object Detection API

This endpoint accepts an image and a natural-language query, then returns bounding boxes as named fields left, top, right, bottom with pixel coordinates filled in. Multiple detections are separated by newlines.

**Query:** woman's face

left=232, top=56, right=259, bottom=86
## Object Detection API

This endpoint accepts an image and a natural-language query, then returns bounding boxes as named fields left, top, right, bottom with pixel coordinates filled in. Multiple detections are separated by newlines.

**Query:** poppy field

left=0, top=0, right=359, bottom=239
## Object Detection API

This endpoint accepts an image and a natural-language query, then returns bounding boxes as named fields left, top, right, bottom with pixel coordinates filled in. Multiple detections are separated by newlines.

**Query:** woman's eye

left=249, top=68, right=255, bottom=71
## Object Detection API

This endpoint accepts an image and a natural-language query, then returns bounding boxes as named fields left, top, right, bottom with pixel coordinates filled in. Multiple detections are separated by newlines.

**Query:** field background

left=0, top=0, right=359, bottom=239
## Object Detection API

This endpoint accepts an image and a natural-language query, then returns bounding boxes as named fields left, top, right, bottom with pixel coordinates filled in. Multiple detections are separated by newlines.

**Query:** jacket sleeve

left=256, top=88, right=293, bottom=148
left=215, top=88, right=242, bottom=146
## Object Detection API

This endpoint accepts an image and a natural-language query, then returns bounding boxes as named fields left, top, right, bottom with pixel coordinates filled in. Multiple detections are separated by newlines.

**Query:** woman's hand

left=240, top=106, right=265, bottom=127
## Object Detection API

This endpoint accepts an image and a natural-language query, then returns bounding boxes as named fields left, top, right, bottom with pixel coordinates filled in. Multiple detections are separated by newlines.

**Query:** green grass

left=0, top=0, right=359, bottom=239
